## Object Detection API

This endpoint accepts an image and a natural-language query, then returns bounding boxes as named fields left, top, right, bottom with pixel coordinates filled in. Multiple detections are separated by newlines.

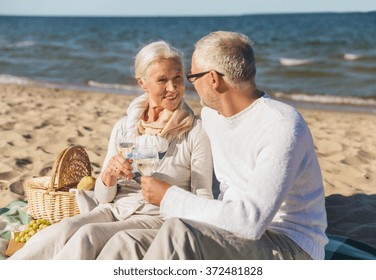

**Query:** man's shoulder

left=260, top=95, right=301, bottom=121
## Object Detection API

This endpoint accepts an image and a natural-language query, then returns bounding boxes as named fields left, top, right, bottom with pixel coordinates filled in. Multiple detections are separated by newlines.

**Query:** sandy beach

left=1, top=83, right=376, bottom=249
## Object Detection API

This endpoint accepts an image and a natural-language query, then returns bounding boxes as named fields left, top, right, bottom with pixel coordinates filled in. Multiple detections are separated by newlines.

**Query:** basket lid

left=50, top=146, right=92, bottom=191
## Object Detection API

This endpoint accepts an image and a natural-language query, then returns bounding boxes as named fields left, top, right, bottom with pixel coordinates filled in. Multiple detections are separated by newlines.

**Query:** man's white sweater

left=160, top=94, right=328, bottom=260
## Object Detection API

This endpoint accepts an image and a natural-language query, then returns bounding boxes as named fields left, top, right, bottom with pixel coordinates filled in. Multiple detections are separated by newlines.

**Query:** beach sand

left=1, top=83, right=375, bottom=249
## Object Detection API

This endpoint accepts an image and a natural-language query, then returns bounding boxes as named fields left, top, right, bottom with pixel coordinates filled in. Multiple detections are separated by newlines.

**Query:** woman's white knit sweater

left=160, top=94, right=328, bottom=260
left=92, top=95, right=214, bottom=220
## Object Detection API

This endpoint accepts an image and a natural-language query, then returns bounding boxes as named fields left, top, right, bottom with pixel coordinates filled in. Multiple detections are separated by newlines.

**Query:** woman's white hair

left=135, top=41, right=183, bottom=82
left=194, top=31, right=256, bottom=88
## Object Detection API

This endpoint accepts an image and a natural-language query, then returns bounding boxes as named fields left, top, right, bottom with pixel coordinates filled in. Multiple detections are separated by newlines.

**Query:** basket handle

left=48, top=147, right=68, bottom=191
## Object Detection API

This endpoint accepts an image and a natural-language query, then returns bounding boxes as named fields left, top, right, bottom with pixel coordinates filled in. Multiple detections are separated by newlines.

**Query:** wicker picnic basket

left=24, top=145, right=92, bottom=224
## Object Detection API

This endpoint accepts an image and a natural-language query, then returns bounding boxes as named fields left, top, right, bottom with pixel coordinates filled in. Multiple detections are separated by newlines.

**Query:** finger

left=111, top=161, right=125, bottom=176
left=140, top=176, right=151, bottom=184
left=113, top=154, right=127, bottom=165
left=113, top=157, right=133, bottom=174
left=113, top=165, right=120, bottom=176
left=123, top=171, right=135, bottom=180
left=117, top=156, right=134, bottom=170
left=140, top=177, right=149, bottom=186
left=142, top=188, right=149, bottom=202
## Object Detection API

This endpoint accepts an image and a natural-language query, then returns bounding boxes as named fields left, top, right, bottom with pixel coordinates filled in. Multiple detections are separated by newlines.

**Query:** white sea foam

left=279, top=57, right=313, bottom=66
left=0, top=74, right=33, bottom=85
left=88, top=80, right=138, bottom=92
left=0, top=74, right=59, bottom=90
left=344, top=53, right=361, bottom=60
left=274, top=91, right=376, bottom=106
left=14, top=40, right=35, bottom=48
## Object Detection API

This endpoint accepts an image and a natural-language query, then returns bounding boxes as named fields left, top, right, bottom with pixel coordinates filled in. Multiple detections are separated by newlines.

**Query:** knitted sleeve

left=160, top=117, right=312, bottom=239
left=94, top=117, right=126, bottom=203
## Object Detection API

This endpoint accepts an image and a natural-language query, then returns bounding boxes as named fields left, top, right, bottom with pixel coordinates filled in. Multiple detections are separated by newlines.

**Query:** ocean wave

left=88, top=80, right=138, bottom=91
left=274, top=91, right=376, bottom=106
left=0, top=74, right=34, bottom=85
left=0, top=75, right=141, bottom=94
left=14, top=40, right=35, bottom=48
left=1, top=74, right=375, bottom=109
left=344, top=53, right=362, bottom=60
left=279, top=57, right=313, bottom=66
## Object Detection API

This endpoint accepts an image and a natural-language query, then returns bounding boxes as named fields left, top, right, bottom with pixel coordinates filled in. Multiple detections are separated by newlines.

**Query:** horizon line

left=0, top=10, right=374, bottom=18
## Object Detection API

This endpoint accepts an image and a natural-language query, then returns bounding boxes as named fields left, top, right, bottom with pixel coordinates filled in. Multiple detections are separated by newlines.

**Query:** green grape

left=11, top=219, right=51, bottom=244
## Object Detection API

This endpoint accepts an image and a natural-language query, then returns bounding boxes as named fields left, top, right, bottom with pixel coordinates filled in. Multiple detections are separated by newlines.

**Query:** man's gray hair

left=194, top=31, right=256, bottom=88
left=135, top=41, right=183, bottom=81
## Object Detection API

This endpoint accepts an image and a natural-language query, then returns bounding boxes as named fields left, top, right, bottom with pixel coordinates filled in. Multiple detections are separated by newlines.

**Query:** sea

left=1, top=12, right=376, bottom=113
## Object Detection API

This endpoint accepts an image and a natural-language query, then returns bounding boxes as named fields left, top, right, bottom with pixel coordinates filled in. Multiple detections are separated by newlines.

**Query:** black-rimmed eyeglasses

left=186, top=70, right=224, bottom=83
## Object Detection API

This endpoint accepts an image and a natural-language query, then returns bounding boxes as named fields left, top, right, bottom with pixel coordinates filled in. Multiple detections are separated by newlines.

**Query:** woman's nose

left=166, top=80, right=177, bottom=91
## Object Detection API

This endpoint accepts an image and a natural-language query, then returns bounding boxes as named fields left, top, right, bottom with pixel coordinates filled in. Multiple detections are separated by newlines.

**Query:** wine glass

left=134, top=143, right=159, bottom=203
left=114, top=128, right=135, bottom=184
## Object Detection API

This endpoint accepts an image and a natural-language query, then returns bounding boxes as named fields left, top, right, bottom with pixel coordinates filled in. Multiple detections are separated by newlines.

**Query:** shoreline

left=1, top=83, right=376, bottom=249
left=1, top=74, right=376, bottom=114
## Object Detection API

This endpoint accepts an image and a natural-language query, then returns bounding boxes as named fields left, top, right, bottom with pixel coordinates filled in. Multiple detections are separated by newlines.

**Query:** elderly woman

left=10, top=41, right=213, bottom=260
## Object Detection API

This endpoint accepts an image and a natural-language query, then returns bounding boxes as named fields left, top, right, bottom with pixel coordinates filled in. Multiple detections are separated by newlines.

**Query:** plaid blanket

left=325, top=233, right=376, bottom=260
left=0, top=200, right=31, bottom=260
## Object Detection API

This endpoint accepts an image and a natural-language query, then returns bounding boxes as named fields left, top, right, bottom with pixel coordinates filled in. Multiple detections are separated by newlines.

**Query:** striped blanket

left=325, top=233, right=376, bottom=260
left=0, top=200, right=31, bottom=259
left=1, top=200, right=375, bottom=260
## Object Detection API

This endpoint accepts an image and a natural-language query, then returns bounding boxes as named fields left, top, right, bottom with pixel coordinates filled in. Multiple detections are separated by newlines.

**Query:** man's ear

left=209, top=71, right=220, bottom=90
left=137, top=78, right=147, bottom=92
left=210, top=71, right=226, bottom=93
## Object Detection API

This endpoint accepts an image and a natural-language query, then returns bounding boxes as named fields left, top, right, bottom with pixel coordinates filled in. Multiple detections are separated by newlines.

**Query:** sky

left=1, top=0, right=376, bottom=16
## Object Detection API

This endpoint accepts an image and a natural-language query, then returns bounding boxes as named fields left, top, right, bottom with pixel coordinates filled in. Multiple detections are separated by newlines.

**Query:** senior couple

left=10, top=31, right=328, bottom=260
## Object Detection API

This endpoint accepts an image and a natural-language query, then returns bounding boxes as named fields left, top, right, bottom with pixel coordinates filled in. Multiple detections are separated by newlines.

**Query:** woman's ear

left=137, top=78, right=148, bottom=92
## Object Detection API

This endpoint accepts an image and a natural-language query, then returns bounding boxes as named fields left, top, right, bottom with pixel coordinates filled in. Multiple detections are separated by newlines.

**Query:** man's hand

left=141, top=176, right=172, bottom=206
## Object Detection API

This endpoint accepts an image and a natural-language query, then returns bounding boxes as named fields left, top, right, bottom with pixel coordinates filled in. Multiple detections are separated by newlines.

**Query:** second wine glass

left=134, top=143, right=159, bottom=203
left=134, top=144, right=159, bottom=176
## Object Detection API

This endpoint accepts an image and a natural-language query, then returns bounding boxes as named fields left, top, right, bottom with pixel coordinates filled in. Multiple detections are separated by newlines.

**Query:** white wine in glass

left=136, top=157, right=159, bottom=176
left=135, top=145, right=159, bottom=176
left=134, top=144, right=159, bottom=203
left=115, top=128, right=135, bottom=183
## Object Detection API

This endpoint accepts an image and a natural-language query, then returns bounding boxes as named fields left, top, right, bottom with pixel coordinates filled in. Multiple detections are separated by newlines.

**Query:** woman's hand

left=140, top=176, right=172, bottom=206
left=101, top=154, right=135, bottom=187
